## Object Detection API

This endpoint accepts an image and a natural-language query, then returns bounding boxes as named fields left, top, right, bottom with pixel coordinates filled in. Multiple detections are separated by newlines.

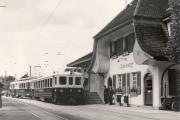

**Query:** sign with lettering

left=120, top=63, right=134, bottom=69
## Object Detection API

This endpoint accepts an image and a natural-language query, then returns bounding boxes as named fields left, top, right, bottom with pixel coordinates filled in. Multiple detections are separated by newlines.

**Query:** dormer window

left=110, top=33, right=135, bottom=58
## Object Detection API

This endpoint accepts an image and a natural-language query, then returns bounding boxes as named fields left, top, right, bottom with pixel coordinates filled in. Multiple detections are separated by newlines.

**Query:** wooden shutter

left=113, top=75, right=116, bottom=90
left=122, top=74, right=126, bottom=95
left=127, top=33, right=135, bottom=53
left=137, top=72, right=141, bottom=95
left=168, top=69, right=176, bottom=96
left=117, top=39, right=123, bottom=56
left=110, top=42, right=112, bottom=57
left=127, top=73, right=130, bottom=94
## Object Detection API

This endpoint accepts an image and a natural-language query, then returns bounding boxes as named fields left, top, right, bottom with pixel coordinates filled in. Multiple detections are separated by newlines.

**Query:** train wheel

left=68, top=97, right=76, bottom=105
left=52, top=98, right=57, bottom=104
left=172, top=102, right=179, bottom=111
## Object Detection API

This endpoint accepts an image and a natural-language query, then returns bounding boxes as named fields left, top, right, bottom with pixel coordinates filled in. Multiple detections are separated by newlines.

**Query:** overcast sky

left=0, top=0, right=132, bottom=78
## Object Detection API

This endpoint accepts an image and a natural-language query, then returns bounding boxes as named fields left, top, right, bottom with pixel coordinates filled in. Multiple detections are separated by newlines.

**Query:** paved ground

left=0, top=96, right=180, bottom=120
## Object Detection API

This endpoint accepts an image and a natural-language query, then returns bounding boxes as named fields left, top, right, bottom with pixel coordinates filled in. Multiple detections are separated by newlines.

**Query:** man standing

left=103, top=85, right=108, bottom=104
left=0, top=82, right=4, bottom=108
left=108, top=86, right=114, bottom=105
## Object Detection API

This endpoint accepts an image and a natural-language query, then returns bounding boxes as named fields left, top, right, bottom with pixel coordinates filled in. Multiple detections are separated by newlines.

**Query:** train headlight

left=69, top=89, right=72, bottom=92
left=60, top=89, right=63, bottom=93
left=78, top=89, right=81, bottom=93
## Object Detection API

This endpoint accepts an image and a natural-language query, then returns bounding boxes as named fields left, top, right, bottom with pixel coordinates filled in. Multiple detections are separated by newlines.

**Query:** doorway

left=107, top=77, right=112, bottom=88
left=144, top=73, right=153, bottom=106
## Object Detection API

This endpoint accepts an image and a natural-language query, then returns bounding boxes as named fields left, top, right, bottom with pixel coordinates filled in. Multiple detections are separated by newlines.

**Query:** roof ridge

left=94, top=0, right=138, bottom=39
left=133, top=0, right=141, bottom=17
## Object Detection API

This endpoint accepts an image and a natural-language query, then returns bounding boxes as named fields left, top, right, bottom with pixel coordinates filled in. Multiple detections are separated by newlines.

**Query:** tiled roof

left=134, top=22, right=169, bottom=59
left=94, top=0, right=138, bottom=39
left=135, top=0, right=168, bottom=18
left=67, top=52, right=93, bottom=67
left=94, top=0, right=169, bottom=39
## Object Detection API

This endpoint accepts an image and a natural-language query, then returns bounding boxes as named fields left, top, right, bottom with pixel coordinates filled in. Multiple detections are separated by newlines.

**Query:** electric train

left=10, top=73, right=84, bottom=105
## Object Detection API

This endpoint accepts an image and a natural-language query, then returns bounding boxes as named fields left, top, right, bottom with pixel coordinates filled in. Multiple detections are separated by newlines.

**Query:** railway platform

left=1, top=96, right=180, bottom=120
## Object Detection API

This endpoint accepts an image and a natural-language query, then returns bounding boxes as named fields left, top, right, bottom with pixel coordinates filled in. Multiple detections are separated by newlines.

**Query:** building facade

left=67, top=0, right=180, bottom=110
left=87, top=0, right=180, bottom=109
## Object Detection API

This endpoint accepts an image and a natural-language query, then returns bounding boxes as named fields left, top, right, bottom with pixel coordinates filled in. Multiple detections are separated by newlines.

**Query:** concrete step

left=84, top=92, right=103, bottom=104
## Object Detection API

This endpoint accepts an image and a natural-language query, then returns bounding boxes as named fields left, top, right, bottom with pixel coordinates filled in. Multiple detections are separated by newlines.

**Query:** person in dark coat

left=108, top=86, right=114, bottom=105
left=104, top=85, right=109, bottom=104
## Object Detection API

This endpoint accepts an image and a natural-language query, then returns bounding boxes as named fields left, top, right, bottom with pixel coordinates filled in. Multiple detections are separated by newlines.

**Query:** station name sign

left=120, top=63, right=134, bottom=69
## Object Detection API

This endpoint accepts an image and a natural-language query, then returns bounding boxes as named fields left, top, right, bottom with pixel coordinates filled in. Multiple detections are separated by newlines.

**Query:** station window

left=110, top=33, right=135, bottom=57
left=117, top=75, right=123, bottom=90
left=132, top=73, right=138, bottom=89
left=59, top=77, right=67, bottom=85
left=75, top=77, right=81, bottom=85
left=69, top=77, right=73, bottom=85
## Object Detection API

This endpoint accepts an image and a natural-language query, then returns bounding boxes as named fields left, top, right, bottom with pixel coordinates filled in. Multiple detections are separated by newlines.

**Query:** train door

left=144, top=73, right=153, bottom=106
left=68, top=76, right=74, bottom=88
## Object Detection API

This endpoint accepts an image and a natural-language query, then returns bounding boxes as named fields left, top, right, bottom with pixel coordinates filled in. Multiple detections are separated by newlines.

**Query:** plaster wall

left=89, top=73, right=105, bottom=100
left=105, top=53, right=172, bottom=108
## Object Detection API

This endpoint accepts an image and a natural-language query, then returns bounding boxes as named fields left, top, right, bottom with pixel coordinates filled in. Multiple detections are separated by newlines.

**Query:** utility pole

left=4, top=71, right=7, bottom=90
left=30, top=66, right=32, bottom=78
left=0, top=4, right=6, bottom=108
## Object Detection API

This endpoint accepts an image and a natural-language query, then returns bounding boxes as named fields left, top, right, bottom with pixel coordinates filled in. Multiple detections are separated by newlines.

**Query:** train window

left=40, top=81, right=42, bottom=88
left=38, top=81, right=40, bottom=88
left=75, top=77, right=81, bottom=85
left=59, top=77, right=67, bottom=85
left=69, top=77, right=73, bottom=85
left=43, top=80, right=45, bottom=88
left=47, top=79, right=49, bottom=87
left=45, top=79, right=47, bottom=87
left=50, top=78, right=52, bottom=87
left=27, top=83, right=29, bottom=88
left=55, top=77, right=57, bottom=85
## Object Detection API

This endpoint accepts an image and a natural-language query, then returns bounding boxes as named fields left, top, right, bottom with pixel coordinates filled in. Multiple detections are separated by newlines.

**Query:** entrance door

left=144, top=73, right=153, bottom=106
left=107, top=77, right=112, bottom=88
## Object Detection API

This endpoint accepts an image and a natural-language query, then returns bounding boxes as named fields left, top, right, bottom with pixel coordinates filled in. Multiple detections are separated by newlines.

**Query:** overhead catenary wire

left=42, top=0, right=63, bottom=27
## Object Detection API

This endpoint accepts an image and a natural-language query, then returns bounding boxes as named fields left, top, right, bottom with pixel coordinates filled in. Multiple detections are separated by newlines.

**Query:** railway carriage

left=10, top=79, right=31, bottom=98
left=10, top=72, right=85, bottom=105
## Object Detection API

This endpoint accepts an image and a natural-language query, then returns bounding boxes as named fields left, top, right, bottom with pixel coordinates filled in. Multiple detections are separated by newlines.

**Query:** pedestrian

left=103, top=85, right=108, bottom=104
left=108, top=86, right=114, bottom=105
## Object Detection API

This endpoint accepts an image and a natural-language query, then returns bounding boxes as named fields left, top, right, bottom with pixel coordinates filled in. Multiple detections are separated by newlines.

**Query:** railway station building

left=68, top=0, right=180, bottom=110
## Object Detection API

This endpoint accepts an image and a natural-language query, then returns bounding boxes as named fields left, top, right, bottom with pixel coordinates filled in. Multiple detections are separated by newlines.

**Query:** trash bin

left=116, top=94, right=122, bottom=106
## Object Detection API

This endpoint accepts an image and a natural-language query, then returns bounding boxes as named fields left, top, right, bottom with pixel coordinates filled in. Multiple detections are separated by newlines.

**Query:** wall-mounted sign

left=120, top=63, right=134, bottom=69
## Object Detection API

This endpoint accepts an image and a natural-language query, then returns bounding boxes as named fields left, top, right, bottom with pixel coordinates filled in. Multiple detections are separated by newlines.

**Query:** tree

left=164, top=0, right=180, bottom=63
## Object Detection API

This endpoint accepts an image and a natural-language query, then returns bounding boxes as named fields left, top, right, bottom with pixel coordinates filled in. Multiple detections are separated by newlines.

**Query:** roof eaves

left=67, top=58, right=91, bottom=67
left=94, top=19, right=133, bottom=40
left=67, top=52, right=93, bottom=67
